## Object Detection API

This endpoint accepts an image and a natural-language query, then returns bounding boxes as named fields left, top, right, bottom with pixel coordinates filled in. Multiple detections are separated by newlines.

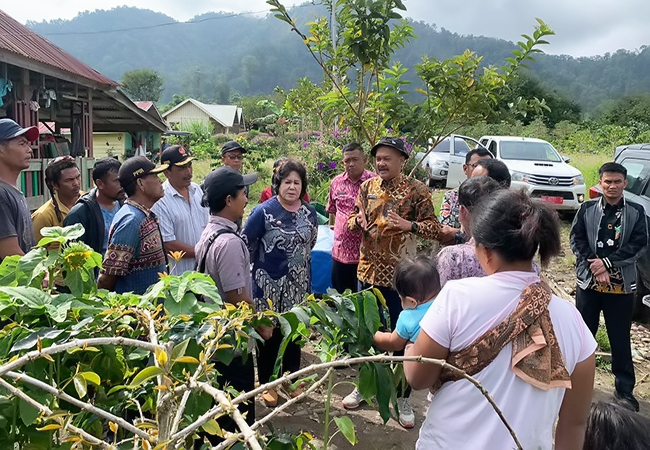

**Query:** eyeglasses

left=226, top=154, right=244, bottom=161
left=467, top=162, right=480, bottom=169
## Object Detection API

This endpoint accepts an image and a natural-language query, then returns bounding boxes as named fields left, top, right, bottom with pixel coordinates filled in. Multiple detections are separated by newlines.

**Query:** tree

left=121, top=69, right=164, bottom=102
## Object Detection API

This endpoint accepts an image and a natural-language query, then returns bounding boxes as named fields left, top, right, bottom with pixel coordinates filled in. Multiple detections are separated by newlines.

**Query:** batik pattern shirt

left=348, top=174, right=440, bottom=287
left=242, top=197, right=319, bottom=313
left=439, top=189, right=461, bottom=228
left=437, top=238, right=486, bottom=287
left=102, top=199, right=167, bottom=295
left=326, top=169, right=376, bottom=264
left=590, top=198, right=626, bottom=294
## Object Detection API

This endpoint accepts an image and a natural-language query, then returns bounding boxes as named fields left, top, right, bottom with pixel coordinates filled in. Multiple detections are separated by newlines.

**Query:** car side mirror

left=562, top=156, right=571, bottom=163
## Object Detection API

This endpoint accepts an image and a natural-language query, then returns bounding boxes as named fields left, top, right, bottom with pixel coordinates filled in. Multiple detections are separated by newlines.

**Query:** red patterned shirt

left=326, top=169, right=376, bottom=264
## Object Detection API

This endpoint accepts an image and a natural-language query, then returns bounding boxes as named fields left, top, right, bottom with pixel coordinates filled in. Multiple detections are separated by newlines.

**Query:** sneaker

left=397, top=397, right=415, bottom=429
left=614, top=390, right=640, bottom=412
left=342, top=387, right=364, bottom=410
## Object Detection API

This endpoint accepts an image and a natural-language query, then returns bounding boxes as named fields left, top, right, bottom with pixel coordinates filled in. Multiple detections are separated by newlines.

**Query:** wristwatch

left=411, top=221, right=419, bottom=233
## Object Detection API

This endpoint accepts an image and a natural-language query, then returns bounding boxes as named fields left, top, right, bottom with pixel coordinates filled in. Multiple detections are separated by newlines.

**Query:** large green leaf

left=334, top=416, right=358, bottom=445
left=0, top=286, right=51, bottom=309
left=164, top=292, right=198, bottom=316
left=11, top=328, right=65, bottom=352
left=358, top=362, right=376, bottom=404
left=374, top=363, right=394, bottom=424
left=362, top=291, right=382, bottom=334
left=128, top=366, right=164, bottom=388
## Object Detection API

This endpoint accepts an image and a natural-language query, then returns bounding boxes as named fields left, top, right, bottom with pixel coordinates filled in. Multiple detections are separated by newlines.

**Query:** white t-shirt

left=417, top=271, right=596, bottom=450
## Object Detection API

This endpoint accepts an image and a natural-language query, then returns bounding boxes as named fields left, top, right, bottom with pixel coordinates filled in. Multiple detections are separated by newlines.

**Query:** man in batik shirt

left=344, top=136, right=446, bottom=427
left=326, top=143, right=375, bottom=293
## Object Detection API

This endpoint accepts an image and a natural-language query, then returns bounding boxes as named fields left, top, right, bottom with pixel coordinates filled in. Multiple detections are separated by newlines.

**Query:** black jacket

left=63, top=189, right=122, bottom=254
left=570, top=197, right=648, bottom=292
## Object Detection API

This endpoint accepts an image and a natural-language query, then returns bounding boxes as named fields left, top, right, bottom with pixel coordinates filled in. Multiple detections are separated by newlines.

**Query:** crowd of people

left=0, top=115, right=648, bottom=449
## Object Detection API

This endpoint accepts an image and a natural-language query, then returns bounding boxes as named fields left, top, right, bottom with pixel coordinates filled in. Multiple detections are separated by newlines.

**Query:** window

left=620, top=158, right=650, bottom=195
left=499, top=141, right=561, bottom=162
left=452, top=136, right=471, bottom=157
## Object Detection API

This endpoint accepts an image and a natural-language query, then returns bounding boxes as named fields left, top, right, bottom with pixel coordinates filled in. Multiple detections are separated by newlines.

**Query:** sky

left=3, top=0, right=650, bottom=57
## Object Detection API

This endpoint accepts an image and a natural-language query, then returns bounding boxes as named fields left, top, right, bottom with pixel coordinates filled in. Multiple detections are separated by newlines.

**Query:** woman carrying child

left=405, top=189, right=597, bottom=450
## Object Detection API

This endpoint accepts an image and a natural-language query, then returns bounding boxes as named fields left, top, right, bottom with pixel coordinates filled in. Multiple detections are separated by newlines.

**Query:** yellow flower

left=62, top=243, right=94, bottom=269
left=168, top=250, right=186, bottom=263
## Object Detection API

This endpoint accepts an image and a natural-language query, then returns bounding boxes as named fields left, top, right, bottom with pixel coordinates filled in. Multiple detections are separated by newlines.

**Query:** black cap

left=221, top=140, right=246, bottom=156
left=370, top=136, right=409, bottom=159
left=0, top=118, right=39, bottom=142
left=161, top=145, right=194, bottom=166
left=118, top=156, right=168, bottom=187
left=202, top=166, right=258, bottom=205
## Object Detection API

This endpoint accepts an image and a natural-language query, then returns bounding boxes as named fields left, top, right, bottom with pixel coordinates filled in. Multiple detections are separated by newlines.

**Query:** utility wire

left=9, top=2, right=321, bottom=37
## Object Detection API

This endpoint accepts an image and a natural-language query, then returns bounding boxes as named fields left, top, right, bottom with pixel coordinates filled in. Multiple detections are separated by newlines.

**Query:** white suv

left=476, top=136, right=586, bottom=211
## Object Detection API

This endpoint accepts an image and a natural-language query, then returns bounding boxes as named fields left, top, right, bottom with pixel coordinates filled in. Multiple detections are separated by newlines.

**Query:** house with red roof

left=0, top=9, right=168, bottom=209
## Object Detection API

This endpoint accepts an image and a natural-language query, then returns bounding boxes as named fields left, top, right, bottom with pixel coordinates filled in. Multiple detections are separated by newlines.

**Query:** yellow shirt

left=31, top=193, right=83, bottom=243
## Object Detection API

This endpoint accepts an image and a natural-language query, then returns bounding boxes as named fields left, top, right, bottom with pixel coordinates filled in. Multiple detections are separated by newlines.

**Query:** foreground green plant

left=0, top=226, right=522, bottom=449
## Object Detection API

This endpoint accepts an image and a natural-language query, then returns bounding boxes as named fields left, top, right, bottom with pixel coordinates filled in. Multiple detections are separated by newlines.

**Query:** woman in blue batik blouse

left=242, top=158, right=318, bottom=407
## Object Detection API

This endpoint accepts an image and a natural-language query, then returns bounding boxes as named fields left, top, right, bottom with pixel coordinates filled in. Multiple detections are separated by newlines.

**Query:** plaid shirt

left=348, top=174, right=440, bottom=287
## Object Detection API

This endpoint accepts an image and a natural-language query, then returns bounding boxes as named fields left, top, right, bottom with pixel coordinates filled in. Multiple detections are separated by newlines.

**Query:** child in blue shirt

left=374, top=254, right=440, bottom=351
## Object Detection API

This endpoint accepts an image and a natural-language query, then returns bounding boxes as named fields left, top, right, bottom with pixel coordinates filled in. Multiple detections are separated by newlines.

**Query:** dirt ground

left=251, top=217, right=650, bottom=449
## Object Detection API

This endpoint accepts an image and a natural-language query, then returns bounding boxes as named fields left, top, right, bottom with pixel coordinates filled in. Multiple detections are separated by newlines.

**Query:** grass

left=564, top=152, right=607, bottom=190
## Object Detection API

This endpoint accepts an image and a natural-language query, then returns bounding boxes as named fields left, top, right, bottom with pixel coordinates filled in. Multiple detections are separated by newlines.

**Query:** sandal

left=262, top=389, right=278, bottom=407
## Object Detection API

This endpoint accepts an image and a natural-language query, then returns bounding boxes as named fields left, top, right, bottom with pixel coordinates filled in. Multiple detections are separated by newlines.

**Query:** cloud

left=3, top=0, right=650, bottom=57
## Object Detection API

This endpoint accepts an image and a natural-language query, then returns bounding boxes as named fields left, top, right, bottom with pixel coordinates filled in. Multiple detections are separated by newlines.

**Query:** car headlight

left=573, top=175, right=585, bottom=185
left=511, top=171, right=531, bottom=183
left=433, top=160, right=448, bottom=168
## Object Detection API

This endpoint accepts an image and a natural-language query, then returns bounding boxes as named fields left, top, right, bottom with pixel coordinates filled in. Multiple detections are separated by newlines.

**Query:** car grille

left=527, top=175, right=574, bottom=186
left=531, top=190, right=575, bottom=200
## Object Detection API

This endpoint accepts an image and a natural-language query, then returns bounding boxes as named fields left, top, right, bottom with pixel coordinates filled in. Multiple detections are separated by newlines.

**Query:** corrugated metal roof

left=0, top=9, right=118, bottom=87
left=162, top=98, right=240, bottom=127
left=135, top=101, right=154, bottom=111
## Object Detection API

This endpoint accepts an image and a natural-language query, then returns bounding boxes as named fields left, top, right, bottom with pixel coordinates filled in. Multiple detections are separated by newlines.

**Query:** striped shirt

left=151, top=181, right=209, bottom=275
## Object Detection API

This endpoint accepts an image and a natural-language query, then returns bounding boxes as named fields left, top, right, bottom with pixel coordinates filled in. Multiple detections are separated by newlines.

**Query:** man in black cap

left=98, top=156, right=168, bottom=294
left=194, top=166, right=271, bottom=442
left=344, top=136, right=443, bottom=427
left=151, top=145, right=209, bottom=275
left=0, top=118, right=38, bottom=260
left=221, top=141, right=246, bottom=173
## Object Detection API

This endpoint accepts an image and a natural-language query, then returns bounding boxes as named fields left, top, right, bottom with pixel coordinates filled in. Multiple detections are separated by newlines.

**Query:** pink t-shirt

left=326, top=169, right=376, bottom=264
left=417, top=271, right=596, bottom=450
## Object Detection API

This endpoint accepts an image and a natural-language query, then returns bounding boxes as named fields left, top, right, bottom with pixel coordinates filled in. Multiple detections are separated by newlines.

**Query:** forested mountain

left=27, top=5, right=650, bottom=112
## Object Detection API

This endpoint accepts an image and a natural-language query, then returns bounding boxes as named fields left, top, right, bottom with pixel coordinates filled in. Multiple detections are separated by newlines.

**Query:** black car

left=589, top=143, right=650, bottom=322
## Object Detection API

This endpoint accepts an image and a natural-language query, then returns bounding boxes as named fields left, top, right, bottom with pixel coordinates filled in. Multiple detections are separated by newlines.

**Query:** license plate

left=541, top=196, right=564, bottom=204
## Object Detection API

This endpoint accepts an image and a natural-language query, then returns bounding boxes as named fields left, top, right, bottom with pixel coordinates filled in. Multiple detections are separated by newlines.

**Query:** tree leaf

left=79, top=371, right=101, bottom=386
left=128, top=366, right=164, bottom=389
left=73, top=374, right=88, bottom=398
left=173, top=356, right=200, bottom=365
left=334, top=416, right=358, bottom=445
left=363, top=291, right=382, bottom=334
left=201, top=419, right=223, bottom=436
left=171, top=338, right=190, bottom=360
left=36, top=423, right=61, bottom=431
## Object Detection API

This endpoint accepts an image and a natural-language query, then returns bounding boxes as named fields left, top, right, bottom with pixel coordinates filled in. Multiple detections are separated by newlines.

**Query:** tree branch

left=212, top=368, right=335, bottom=450
left=198, top=382, right=264, bottom=450
left=0, top=337, right=158, bottom=378
left=4, top=370, right=151, bottom=441
left=0, top=377, right=111, bottom=450
left=175, top=354, right=522, bottom=450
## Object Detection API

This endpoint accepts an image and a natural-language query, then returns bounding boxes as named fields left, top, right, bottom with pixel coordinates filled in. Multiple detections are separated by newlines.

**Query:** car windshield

left=500, top=141, right=562, bottom=162
left=431, top=139, right=450, bottom=153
